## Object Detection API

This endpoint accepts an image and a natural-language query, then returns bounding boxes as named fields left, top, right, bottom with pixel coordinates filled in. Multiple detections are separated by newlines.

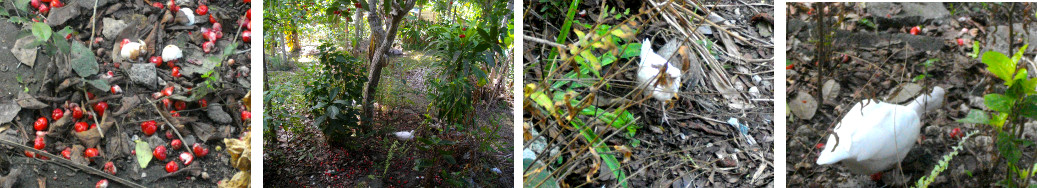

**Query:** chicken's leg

left=660, top=100, right=670, bottom=125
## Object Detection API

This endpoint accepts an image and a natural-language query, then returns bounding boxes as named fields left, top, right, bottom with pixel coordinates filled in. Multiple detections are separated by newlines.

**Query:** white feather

left=816, top=87, right=946, bottom=174
left=393, top=130, right=415, bottom=141
left=637, top=38, right=682, bottom=101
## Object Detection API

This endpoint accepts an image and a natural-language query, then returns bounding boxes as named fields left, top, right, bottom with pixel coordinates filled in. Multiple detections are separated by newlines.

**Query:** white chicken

left=816, top=86, right=946, bottom=175
left=393, top=130, right=415, bottom=141
left=637, top=38, right=682, bottom=125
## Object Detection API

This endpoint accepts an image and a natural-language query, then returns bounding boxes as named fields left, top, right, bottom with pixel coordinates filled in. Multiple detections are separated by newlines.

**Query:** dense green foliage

left=305, top=43, right=368, bottom=146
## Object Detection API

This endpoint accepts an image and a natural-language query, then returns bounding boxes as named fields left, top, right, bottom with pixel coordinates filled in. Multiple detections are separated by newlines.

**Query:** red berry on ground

left=61, top=147, right=71, bottom=159
left=199, top=99, right=208, bottom=108
left=165, top=161, right=178, bottom=172
left=202, top=41, right=215, bottom=53
left=85, top=148, right=99, bottom=161
left=93, top=102, right=108, bottom=118
left=242, top=30, right=251, bottom=42
left=192, top=143, right=208, bottom=157
left=24, top=150, right=34, bottom=158
left=34, top=117, right=48, bottom=131
left=74, top=122, right=88, bottom=132
left=165, top=131, right=174, bottom=139
left=96, top=179, right=108, bottom=188
left=103, top=161, right=116, bottom=174
left=246, top=9, right=251, bottom=19
left=120, top=38, right=130, bottom=48
left=52, top=108, right=63, bottom=120
left=38, top=4, right=49, bottom=14
left=957, top=38, right=964, bottom=46
left=815, top=143, right=825, bottom=150
left=110, top=85, right=122, bottom=94
left=162, top=86, right=175, bottom=96
left=151, top=2, right=163, bottom=8
left=209, top=14, right=216, bottom=24
left=171, top=139, right=182, bottom=150
left=241, top=111, right=251, bottom=121
left=910, top=26, right=920, bottom=35
left=172, top=66, right=181, bottom=78
left=33, top=137, right=45, bottom=150
left=195, top=4, right=208, bottom=15
left=161, top=98, right=172, bottom=109
left=31, top=0, right=40, bottom=9
left=50, top=0, right=62, bottom=8
left=86, top=92, right=95, bottom=100
left=150, top=56, right=163, bottom=67
left=72, top=106, right=83, bottom=119
left=141, top=120, right=157, bottom=136
left=950, top=127, right=962, bottom=139
left=170, top=111, right=180, bottom=117
left=154, top=145, right=167, bottom=161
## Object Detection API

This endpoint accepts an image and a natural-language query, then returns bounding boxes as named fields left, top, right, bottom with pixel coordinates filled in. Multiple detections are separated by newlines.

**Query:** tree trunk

left=360, top=0, right=417, bottom=132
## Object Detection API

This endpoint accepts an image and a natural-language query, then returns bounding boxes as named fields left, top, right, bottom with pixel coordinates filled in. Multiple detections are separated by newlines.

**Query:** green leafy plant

left=304, top=43, right=368, bottom=147
left=426, top=18, right=507, bottom=127
left=957, top=44, right=1037, bottom=186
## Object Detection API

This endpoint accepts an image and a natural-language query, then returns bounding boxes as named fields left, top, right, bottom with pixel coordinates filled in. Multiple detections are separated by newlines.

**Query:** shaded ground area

left=263, top=49, right=513, bottom=187
left=523, top=0, right=774, bottom=187
left=786, top=2, right=1037, bottom=187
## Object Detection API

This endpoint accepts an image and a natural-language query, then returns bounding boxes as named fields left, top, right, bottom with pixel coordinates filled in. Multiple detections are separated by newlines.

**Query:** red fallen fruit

left=815, top=143, right=824, bottom=150
left=103, top=161, right=116, bottom=174
left=74, top=122, right=88, bottom=132
left=84, top=148, right=99, bottom=161
left=50, top=0, right=62, bottom=8
left=93, top=102, right=108, bottom=118
left=179, top=152, right=193, bottom=165
left=209, top=15, right=216, bottom=24
left=65, top=33, right=72, bottom=40
left=241, top=111, right=251, bottom=121
left=171, top=139, right=182, bottom=150
left=202, top=41, right=215, bottom=53
left=39, top=4, right=49, bottom=14
left=86, top=92, right=95, bottom=100
left=37, top=153, right=49, bottom=160
left=96, top=179, right=108, bottom=188
left=162, top=86, right=175, bottom=96
left=110, top=85, right=122, bottom=94
left=61, top=147, right=71, bottom=159
left=243, top=0, right=249, bottom=4
left=172, top=66, right=181, bottom=78
left=161, top=98, right=172, bottom=109
left=242, top=30, right=251, bottom=42
left=24, top=150, right=34, bottom=158
left=34, top=137, right=45, bottom=150
left=165, top=161, right=178, bottom=172
left=141, top=120, right=157, bottom=136
left=170, top=111, right=180, bottom=117
left=192, top=143, right=208, bottom=157
left=34, top=117, right=48, bottom=131
left=910, top=26, right=920, bottom=35
left=246, top=9, right=251, bottom=19
left=89, top=123, right=96, bottom=129
left=150, top=56, right=162, bottom=67
left=52, top=108, right=63, bottom=120
left=31, top=0, right=40, bottom=9
left=151, top=2, right=163, bottom=8
left=196, top=4, right=208, bottom=15
left=212, top=22, right=222, bottom=32
left=154, top=145, right=167, bottom=161
left=175, top=99, right=187, bottom=110
left=957, top=38, right=964, bottom=46
left=950, top=127, right=962, bottom=139
left=72, top=106, right=83, bottom=119
left=165, top=131, right=174, bottom=139
left=199, top=99, right=208, bottom=108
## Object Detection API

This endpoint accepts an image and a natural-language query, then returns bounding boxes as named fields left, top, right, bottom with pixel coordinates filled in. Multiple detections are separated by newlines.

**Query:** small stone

left=101, top=18, right=128, bottom=39
left=206, top=105, right=233, bottom=124
left=129, top=63, right=159, bottom=90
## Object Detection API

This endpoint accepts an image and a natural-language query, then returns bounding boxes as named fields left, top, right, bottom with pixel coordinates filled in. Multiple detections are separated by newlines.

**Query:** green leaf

left=14, top=0, right=28, bottom=12
left=30, top=22, right=51, bottom=43
left=969, top=41, right=980, bottom=59
left=1020, top=95, right=1037, bottom=119
left=982, top=51, right=1015, bottom=83
left=70, top=41, right=98, bottom=77
left=1012, top=44, right=1029, bottom=64
left=618, top=43, right=640, bottom=58
left=956, top=109, right=990, bottom=125
left=985, top=93, right=1015, bottom=113
left=529, top=91, right=555, bottom=114
left=134, top=140, right=153, bottom=169
left=84, top=79, right=110, bottom=92
left=222, top=42, right=238, bottom=57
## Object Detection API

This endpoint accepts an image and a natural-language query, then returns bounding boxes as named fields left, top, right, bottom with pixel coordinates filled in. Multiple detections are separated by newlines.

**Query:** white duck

left=637, top=38, right=682, bottom=125
left=816, top=86, right=946, bottom=175
left=393, top=130, right=415, bottom=141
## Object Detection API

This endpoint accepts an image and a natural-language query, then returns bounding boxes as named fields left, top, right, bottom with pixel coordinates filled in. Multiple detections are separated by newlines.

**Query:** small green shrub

left=304, top=43, right=368, bottom=147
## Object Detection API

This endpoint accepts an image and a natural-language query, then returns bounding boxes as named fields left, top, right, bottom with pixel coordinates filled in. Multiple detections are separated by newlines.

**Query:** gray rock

left=822, top=80, right=840, bottom=104
left=0, top=101, right=19, bottom=123
left=76, top=0, right=113, bottom=10
left=868, top=3, right=949, bottom=28
left=46, top=3, right=80, bottom=27
left=129, top=63, right=159, bottom=90
left=102, top=18, right=128, bottom=40
left=885, top=83, right=922, bottom=103
left=206, top=105, right=233, bottom=124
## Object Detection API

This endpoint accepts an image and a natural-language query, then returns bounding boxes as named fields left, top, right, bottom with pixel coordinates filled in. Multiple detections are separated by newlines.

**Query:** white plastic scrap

left=727, top=118, right=756, bottom=145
